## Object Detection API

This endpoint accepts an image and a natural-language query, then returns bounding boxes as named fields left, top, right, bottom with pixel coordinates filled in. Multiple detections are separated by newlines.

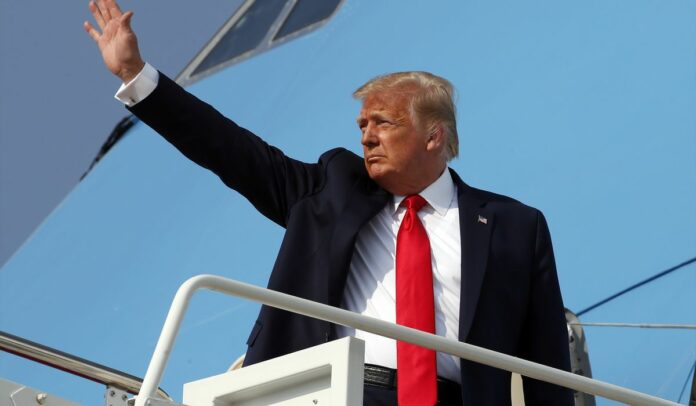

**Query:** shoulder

left=474, top=187, right=538, bottom=213
left=451, top=169, right=543, bottom=223
left=317, top=147, right=369, bottom=179
left=311, top=148, right=385, bottom=198
left=319, top=147, right=363, bottom=168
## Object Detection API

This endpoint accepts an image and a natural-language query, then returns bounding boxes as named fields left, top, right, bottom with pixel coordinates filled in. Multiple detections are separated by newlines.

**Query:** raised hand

left=84, top=0, right=145, bottom=83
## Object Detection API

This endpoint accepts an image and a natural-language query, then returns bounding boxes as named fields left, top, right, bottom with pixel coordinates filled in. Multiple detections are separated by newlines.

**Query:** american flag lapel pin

left=477, top=215, right=488, bottom=225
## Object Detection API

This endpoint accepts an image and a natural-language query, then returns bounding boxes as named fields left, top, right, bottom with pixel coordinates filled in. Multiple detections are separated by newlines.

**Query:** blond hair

left=353, top=72, right=459, bottom=160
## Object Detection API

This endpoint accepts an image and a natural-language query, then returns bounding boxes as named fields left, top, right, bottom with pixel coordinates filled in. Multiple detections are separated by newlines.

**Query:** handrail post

left=136, top=277, right=206, bottom=406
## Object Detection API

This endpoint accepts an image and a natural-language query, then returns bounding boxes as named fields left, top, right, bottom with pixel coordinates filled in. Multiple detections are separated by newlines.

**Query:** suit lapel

left=451, top=170, right=494, bottom=342
left=328, top=176, right=390, bottom=307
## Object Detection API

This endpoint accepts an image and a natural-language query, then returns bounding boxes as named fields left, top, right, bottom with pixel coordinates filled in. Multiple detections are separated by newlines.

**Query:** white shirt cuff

left=114, top=63, right=159, bottom=107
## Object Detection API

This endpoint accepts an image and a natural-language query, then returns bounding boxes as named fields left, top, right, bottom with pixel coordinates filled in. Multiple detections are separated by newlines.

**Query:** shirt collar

left=391, top=169, right=456, bottom=216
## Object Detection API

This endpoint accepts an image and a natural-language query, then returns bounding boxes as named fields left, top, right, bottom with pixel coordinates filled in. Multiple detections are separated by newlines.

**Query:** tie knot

left=402, top=194, right=428, bottom=212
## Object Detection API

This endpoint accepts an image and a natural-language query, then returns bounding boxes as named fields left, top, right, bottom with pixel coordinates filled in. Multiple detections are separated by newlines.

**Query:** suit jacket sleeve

left=127, top=73, right=325, bottom=227
left=519, top=211, right=574, bottom=405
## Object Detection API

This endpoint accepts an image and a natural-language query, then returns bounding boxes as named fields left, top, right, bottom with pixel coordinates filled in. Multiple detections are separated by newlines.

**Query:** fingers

left=99, top=0, right=113, bottom=21
left=83, top=21, right=101, bottom=43
left=88, top=0, right=128, bottom=27
left=85, top=0, right=133, bottom=46
left=105, top=0, right=123, bottom=19
left=120, top=11, right=134, bottom=31
left=88, top=1, right=106, bottom=30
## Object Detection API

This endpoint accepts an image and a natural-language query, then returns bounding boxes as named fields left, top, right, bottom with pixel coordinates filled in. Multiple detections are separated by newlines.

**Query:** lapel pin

left=477, top=215, right=488, bottom=225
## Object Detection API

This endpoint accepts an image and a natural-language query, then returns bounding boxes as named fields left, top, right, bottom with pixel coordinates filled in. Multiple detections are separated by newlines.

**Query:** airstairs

left=1, top=275, right=689, bottom=406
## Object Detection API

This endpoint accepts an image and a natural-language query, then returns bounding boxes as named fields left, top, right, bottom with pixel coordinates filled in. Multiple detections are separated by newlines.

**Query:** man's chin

left=365, top=163, right=386, bottom=181
left=366, top=167, right=396, bottom=191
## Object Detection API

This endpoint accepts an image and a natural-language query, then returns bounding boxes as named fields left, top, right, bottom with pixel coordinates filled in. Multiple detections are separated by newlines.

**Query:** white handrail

left=135, top=275, right=680, bottom=406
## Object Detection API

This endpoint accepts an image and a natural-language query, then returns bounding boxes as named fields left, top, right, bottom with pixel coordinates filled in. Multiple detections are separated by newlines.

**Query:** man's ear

left=426, top=123, right=446, bottom=152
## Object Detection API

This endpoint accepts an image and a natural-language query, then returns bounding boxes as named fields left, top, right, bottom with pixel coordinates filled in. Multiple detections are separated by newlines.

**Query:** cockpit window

left=273, top=0, right=343, bottom=41
left=178, top=0, right=344, bottom=85
left=191, top=0, right=288, bottom=77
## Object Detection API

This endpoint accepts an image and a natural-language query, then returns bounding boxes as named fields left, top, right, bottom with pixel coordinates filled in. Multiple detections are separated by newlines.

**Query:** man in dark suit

left=85, top=1, right=573, bottom=404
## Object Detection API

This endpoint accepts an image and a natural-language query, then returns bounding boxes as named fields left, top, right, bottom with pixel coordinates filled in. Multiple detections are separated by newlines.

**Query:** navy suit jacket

left=129, top=73, right=573, bottom=405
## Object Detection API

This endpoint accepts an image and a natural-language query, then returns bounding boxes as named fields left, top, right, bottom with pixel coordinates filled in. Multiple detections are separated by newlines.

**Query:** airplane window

left=192, top=0, right=289, bottom=76
left=180, top=0, right=345, bottom=84
left=273, top=0, right=342, bottom=41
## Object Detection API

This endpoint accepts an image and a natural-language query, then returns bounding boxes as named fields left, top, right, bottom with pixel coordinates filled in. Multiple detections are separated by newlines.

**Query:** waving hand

left=84, top=0, right=145, bottom=83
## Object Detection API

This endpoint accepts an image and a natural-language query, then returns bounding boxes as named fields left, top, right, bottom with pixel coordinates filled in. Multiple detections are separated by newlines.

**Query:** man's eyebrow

left=356, top=112, right=382, bottom=123
left=356, top=110, right=399, bottom=127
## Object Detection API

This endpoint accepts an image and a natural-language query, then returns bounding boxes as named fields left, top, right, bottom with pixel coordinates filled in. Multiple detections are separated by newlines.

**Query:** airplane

left=1, top=0, right=694, bottom=404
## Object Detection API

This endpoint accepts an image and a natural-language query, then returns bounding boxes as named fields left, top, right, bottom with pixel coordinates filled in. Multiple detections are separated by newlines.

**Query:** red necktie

left=396, top=195, right=437, bottom=406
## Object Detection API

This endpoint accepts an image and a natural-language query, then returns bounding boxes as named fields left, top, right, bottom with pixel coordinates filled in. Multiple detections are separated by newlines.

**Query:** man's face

left=357, top=89, right=433, bottom=195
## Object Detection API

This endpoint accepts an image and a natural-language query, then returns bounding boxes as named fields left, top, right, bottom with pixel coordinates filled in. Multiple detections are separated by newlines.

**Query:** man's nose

left=361, top=123, right=378, bottom=147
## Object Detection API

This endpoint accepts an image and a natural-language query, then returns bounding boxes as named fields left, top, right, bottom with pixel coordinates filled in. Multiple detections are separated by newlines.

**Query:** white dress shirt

left=336, top=169, right=462, bottom=383
left=115, top=67, right=463, bottom=382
